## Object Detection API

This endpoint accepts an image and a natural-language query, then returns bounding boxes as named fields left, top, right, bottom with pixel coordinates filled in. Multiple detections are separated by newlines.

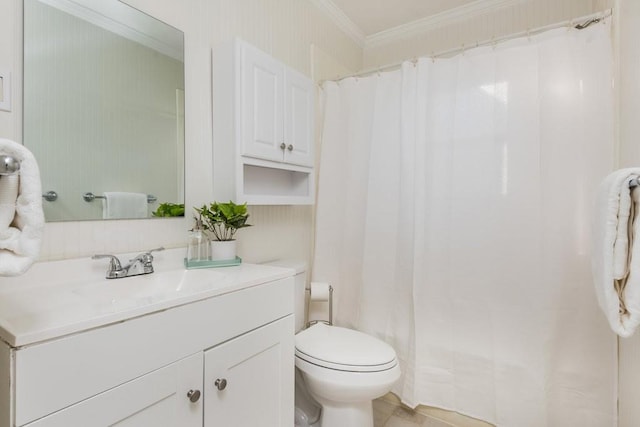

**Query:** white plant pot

left=210, top=240, right=237, bottom=261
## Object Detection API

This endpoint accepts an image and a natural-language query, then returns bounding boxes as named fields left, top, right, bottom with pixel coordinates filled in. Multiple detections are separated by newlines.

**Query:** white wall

left=0, top=0, right=361, bottom=264
left=362, top=0, right=613, bottom=69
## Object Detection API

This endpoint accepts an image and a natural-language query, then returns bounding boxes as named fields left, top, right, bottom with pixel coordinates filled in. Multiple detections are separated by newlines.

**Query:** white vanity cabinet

left=0, top=262, right=294, bottom=427
left=213, top=39, right=315, bottom=205
left=23, top=353, right=204, bottom=427
left=204, top=316, right=294, bottom=426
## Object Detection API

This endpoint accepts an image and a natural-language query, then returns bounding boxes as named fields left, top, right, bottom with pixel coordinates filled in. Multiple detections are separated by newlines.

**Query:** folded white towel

left=102, top=192, right=148, bottom=219
left=593, top=168, right=640, bottom=336
left=0, top=138, right=44, bottom=276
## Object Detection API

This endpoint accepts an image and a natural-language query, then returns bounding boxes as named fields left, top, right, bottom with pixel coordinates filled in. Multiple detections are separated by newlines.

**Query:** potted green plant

left=195, top=201, right=251, bottom=260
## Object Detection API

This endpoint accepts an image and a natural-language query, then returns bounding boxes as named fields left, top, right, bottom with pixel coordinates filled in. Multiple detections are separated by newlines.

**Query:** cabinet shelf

left=242, top=164, right=313, bottom=205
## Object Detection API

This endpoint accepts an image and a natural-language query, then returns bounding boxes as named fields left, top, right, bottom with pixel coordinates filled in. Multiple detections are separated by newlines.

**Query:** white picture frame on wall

left=0, top=69, right=11, bottom=112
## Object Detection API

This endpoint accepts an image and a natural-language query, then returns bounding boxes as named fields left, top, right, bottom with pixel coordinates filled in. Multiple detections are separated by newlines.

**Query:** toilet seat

left=295, top=323, right=397, bottom=372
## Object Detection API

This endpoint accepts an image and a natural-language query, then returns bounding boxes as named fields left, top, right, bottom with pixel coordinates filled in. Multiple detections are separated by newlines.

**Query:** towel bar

left=83, top=192, right=157, bottom=204
left=631, top=178, right=639, bottom=188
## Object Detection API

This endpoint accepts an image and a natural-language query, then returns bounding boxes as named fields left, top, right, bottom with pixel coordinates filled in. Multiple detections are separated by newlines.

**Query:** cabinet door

left=241, top=42, right=285, bottom=162
left=25, top=353, right=203, bottom=427
left=204, top=316, right=294, bottom=427
left=284, top=67, right=314, bottom=167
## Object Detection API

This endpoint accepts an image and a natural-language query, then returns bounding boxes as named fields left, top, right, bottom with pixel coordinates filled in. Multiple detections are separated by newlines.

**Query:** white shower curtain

left=313, top=20, right=617, bottom=426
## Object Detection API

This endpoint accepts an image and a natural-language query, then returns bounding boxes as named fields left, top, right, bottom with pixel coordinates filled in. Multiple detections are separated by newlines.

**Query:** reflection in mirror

left=23, top=0, right=185, bottom=221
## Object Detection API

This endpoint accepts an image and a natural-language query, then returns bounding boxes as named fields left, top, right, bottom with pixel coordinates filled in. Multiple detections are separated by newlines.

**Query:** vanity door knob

left=280, top=142, right=286, bottom=150
left=214, top=378, right=227, bottom=390
left=287, top=144, right=293, bottom=151
left=187, top=389, right=201, bottom=402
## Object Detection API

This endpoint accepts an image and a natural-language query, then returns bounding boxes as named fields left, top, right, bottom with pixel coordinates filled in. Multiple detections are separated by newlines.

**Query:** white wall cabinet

left=213, top=39, right=315, bottom=205
left=240, top=42, right=314, bottom=167
left=1, top=273, right=294, bottom=427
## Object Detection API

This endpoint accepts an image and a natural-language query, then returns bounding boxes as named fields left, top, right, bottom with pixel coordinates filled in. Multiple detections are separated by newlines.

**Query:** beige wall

left=0, top=0, right=361, bottom=263
left=616, top=0, right=640, bottom=424
left=362, top=0, right=613, bottom=69
left=617, top=0, right=640, bottom=170
left=0, top=0, right=21, bottom=140
left=3, top=0, right=638, bottom=421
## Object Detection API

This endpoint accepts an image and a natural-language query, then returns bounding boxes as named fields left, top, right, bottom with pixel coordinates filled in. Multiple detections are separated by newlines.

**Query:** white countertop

left=0, top=248, right=294, bottom=347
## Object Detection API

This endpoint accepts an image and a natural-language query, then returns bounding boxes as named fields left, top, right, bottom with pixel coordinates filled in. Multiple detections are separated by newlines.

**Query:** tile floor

left=373, top=398, right=449, bottom=427
left=373, top=397, right=494, bottom=427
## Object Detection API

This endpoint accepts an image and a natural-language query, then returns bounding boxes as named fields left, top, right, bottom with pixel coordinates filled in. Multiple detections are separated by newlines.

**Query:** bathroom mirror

left=23, top=0, right=185, bottom=221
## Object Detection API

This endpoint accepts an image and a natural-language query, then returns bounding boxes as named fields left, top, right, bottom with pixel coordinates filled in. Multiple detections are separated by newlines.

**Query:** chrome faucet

left=92, top=247, right=165, bottom=279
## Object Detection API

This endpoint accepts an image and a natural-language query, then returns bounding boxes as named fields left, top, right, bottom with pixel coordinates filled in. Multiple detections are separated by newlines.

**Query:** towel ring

left=42, top=191, right=58, bottom=202
left=0, top=155, right=20, bottom=177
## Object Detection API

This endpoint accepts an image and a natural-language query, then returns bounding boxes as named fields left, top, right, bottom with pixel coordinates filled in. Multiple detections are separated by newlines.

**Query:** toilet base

left=318, top=400, right=373, bottom=427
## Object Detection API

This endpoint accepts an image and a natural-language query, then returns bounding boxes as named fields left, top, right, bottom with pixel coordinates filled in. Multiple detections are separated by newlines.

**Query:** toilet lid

left=295, top=323, right=397, bottom=372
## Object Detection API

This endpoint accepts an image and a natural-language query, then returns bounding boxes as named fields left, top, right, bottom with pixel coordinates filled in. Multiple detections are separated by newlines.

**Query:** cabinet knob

left=187, top=389, right=201, bottom=402
left=214, top=378, right=228, bottom=390
left=280, top=142, right=286, bottom=150
left=287, top=144, right=293, bottom=151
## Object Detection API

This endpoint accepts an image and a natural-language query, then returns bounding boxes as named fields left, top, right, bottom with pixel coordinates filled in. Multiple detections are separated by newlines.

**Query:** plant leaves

left=152, top=202, right=185, bottom=217
left=192, top=201, right=251, bottom=239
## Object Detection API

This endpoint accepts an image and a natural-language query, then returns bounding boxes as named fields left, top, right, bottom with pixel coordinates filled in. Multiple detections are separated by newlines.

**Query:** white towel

left=0, top=174, right=19, bottom=229
left=102, top=192, right=148, bottom=219
left=593, top=168, right=640, bottom=336
left=0, top=138, right=44, bottom=276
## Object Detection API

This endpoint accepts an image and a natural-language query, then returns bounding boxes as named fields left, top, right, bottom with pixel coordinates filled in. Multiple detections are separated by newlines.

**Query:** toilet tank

left=263, top=260, right=307, bottom=332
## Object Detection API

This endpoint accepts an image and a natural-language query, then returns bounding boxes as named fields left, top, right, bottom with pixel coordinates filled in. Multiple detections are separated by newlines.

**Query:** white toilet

left=266, top=261, right=401, bottom=427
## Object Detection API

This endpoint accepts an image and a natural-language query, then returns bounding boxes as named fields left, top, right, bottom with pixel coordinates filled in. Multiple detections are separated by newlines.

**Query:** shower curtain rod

left=322, top=9, right=612, bottom=84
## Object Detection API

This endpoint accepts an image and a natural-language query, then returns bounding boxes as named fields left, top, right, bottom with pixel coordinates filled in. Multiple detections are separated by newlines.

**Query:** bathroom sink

left=73, top=269, right=228, bottom=307
left=0, top=249, right=295, bottom=347
left=0, top=268, right=232, bottom=346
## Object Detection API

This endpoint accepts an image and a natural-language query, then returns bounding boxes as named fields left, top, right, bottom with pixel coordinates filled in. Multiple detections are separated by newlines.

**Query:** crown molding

left=37, top=0, right=184, bottom=61
left=366, top=0, right=528, bottom=48
left=309, top=0, right=367, bottom=47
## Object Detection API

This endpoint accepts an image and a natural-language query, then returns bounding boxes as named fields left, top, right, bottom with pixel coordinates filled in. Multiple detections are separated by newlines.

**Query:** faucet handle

left=132, top=247, right=165, bottom=266
left=92, top=254, right=123, bottom=278
left=92, top=254, right=122, bottom=269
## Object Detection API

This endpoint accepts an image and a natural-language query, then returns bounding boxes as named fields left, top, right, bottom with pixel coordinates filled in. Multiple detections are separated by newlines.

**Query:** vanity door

left=203, top=315, right=294, bottom=427
left=23, top=353, right=203, bottom=427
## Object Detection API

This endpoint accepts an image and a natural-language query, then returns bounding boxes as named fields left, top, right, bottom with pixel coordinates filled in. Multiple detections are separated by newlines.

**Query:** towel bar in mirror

left=83, top=192, right=157, bottom=204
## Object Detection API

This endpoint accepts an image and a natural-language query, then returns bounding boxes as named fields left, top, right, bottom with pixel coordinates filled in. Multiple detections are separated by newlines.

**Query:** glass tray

left=184, top=256, right=242, bottom=269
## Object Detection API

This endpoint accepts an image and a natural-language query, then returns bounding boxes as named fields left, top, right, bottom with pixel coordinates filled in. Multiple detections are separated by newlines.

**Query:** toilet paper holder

left=306, top=284, right=333, bottom=328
